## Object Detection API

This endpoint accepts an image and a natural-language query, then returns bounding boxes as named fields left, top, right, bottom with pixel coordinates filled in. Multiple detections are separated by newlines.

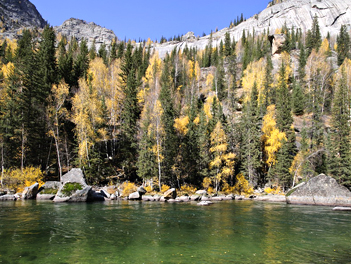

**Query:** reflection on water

left=0, top=200, right=351, bottom=263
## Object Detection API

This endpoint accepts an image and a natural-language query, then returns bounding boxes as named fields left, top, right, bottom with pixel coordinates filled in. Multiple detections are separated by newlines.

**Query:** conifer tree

left=336, top=25, right=351, bottom=66
left=328, top=67, right=351, bottom=188
left=159, top=60, right=177, bottom=185
left=240, top=82, right=262, bottom=186
left=224, top=31, right=232, bottom=57
left=292, top=79, right=304, bottom=116
left=119, top=43, right=140, bottom=179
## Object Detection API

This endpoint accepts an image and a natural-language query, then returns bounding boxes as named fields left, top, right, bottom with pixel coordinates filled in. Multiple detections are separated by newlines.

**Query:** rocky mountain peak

left=54, top=18, right=117, bottom=50
left=0, top=0, right=46, bottom=38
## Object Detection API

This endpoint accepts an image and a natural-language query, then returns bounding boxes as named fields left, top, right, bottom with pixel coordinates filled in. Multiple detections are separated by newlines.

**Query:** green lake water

left=0, top=200, right=350, bottom=264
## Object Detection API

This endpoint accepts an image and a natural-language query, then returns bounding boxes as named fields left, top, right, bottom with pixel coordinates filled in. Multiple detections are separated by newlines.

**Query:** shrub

left=61, top=182, right=83, bottom=197
left=233, top=174, right=254, bottom=195
left=40, top=188, right=58, bottom=195
left=119, top=182, right=137, bottom=197
left=161, top=184, right=170, bottom=193
left=2, top=167, right=44, bottom=193
left=144, top=185, right=153, bottom=193
left=180, top=184, right=197, bottom=195
left=265, top=186, right=282, bottom=195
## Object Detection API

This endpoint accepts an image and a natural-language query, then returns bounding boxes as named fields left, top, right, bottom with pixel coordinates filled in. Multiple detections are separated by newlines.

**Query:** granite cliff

left=0, top=0, right=46, bottom=38
left=153, top=0, right=351, bottom=58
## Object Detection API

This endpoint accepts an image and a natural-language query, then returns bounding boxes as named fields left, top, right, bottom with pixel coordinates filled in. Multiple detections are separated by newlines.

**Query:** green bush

left=61, top=183, right=83, bottom=196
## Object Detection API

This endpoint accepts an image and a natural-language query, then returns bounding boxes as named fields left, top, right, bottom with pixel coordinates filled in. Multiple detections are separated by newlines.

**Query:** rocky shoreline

left=1, top=170, right=351, bottom=210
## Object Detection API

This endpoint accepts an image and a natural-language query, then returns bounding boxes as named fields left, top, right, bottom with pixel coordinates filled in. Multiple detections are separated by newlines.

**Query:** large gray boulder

left=53, top=182, right=91, bottom=202
left=286, top=174, right=351, bottom=206
left=129, top=191, right=141, bottom=200
left=22, top=182, right=39, bottom=199
left=61, top=168, right=88, bottom=187
left=37, top=181, right=62, bottom=200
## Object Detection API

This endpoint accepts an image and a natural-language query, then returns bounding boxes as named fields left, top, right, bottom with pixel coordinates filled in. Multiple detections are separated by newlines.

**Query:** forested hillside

left=1, top=15, right=351, bottom=192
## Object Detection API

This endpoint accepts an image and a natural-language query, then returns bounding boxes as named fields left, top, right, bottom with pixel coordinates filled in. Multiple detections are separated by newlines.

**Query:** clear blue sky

left=30, top=0, right=268, bottom=41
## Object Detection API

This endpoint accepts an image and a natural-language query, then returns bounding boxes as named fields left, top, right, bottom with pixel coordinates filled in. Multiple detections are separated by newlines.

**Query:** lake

left=0, top=200, right=350, bottom=263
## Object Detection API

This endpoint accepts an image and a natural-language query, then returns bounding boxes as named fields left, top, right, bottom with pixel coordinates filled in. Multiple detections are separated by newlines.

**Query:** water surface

left=0, top=200, right=350, bottom=263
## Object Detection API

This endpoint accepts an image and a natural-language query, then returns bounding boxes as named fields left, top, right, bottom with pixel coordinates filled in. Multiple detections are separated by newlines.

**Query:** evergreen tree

left=224, top=31, right=232, bottom=57
left=336, top=25, right=351, bottom=66
left=159, top=60, right=177, bottom=185
left=292, top=79, right=304, bottom=116
left=275, top=63, right=296, bottom=189
left=328, top=67, right=351, bottom=188
left=240, top=82, right=262, bottom=186
left=119, top=43, right=140, bottom=179
left=98, top=43, right=108, bottom=65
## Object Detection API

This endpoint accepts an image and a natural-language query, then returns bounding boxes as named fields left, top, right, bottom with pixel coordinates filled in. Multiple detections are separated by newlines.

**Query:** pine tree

left=119, top=43, right=140, bottom=179
left=275, top=62, right=296, bottom=189
left=336, top=25, right=351, bottom=66
left=159, top=60, right=177, bottom=185
left=240, top=82, right=262, bottom=186
left=224, top=31, right=232, bottom=57
left=328, top=67, right=351, bottom=188
left=292, top=79, right=304, bottom=116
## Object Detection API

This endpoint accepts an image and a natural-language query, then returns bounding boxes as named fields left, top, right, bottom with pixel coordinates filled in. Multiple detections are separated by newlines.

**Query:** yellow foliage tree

left=209, top=121, right=235, bottom=192
left=242, top=58, right=265, bottom=103
left=261, top=105, right=286, bottom=170
left=174, top=115, right=189, bottom=135
left=47, top=80, right=69, bottom=180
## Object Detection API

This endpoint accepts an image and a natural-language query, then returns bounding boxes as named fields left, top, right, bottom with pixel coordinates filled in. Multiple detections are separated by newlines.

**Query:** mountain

left=153, top=0, right=351, bottom=58
left=0, top=0, right=46, bottom=38
left=54, top=18, right=117, bottom=50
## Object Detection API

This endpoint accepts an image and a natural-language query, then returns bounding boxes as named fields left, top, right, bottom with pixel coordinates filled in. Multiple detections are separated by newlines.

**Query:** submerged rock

left=286, top=174, right=351, bottom=206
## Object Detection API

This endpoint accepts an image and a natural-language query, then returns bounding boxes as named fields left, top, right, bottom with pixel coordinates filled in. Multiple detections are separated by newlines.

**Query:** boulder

left=54, top=182, right=91, bottom=202
left=0, top=194, right=16, bottom=201
left=100, top=189, right=110, bottom=198
left=163, top=188, right=177, bottom=199
left=61, top=168, right=87, bottom=187
left=211, top=196, right=223, bottom=201
left=286, top=174, right=351, bottom=206
left=137, top=186, right=147, bottom=195
left=201, top=196, right=211, bottom=201
left=333, top=207, right=351, bottom=211
left=195, top=190, right=207, bottom=195
left=269, top=34, right=286, bottom=55
left=110, top=194, right=117, bottom=200
left=129, top=191, right=141, bottom=200
left=197, top=201, right=213, bottom=206
left=87, top=190, right=105, bottom=202
left=190, top=194, right=201, bottom=201
left=37, top=181, right=62, bottom=200
left=178, top=195, right=190, bottom=202
left=22, top=183, right=39, bottom=199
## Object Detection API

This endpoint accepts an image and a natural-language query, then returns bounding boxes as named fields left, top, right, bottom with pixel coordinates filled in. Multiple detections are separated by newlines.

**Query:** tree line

left=0, top=18, right=351, bottom=192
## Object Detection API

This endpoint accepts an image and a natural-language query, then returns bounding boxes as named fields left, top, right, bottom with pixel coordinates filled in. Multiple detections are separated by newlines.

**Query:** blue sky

left=30, top=0, right=268, bottom=41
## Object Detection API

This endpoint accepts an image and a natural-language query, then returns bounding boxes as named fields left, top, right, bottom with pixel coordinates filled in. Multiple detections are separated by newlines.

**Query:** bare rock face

left=286, top=174, right=351, bottom=206
left=54, top=18, right=116, bottom=50
left=154, top=0, right=351, bottom=58
left=0, top=0, right=46, bottom=38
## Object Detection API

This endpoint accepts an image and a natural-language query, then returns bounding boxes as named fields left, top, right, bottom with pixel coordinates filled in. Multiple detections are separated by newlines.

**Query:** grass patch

left=61, top=182, right=83, bottom=197
left=40, top=188, right=58, bottom=195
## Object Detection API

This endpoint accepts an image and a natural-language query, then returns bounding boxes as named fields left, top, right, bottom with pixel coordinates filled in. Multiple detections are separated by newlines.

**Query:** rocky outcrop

left=269, top=34, right=286, bottom=55
left=0, top=0, right=46, bottom=39
left=53, top=183, right=92, bottom=203
left=286, top=174, right=351, bottom=206
left=54, top=18, right=116, bottom=50
left=153, top=0, right=351, bottom=58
